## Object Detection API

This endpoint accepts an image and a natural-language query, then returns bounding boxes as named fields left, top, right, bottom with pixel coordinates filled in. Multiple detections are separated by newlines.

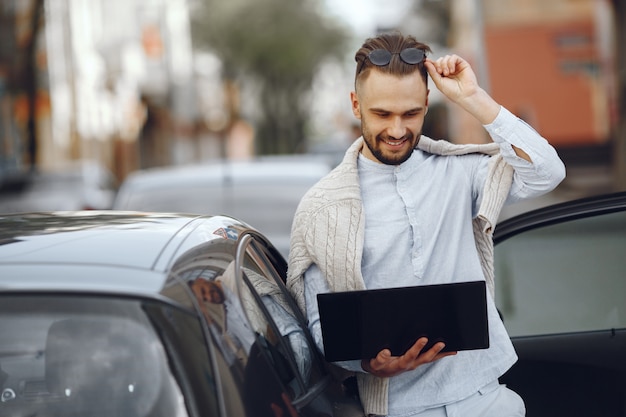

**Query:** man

left=189, top=268, right=255, bottom=368
left=287, top=32, right=565, bottom=416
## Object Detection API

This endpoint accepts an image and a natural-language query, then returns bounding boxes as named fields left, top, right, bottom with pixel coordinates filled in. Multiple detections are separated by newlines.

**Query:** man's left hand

left=424, top=55, right=500, bottom=125
left=361, top=337, right=457, bottom=378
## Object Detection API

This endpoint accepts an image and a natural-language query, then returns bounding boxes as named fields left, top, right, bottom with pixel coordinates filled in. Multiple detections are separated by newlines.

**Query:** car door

left=165, top=240, right=261, bottom=417
left=233, top=232, right=364, bottom=417
left=164, top=221, right=364, bottom=417
left=493, top=192, right=626, bottom=416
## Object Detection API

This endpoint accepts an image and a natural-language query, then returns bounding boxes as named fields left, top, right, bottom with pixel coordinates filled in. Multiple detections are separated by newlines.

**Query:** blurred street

left=0, top=0, right=625, bottom=219
left=1, top=4, right=625, bottom=416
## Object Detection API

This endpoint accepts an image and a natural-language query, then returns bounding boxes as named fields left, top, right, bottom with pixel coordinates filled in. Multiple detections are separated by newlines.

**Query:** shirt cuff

left=483, top=106, right=513, bottom=139
left=483, top=106, right=539, bottom=148
left=482, top=105, right=548, bottom=162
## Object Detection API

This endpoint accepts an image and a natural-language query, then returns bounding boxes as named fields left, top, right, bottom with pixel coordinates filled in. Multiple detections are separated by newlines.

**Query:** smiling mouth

left=383, top=138, right=408, bottom=147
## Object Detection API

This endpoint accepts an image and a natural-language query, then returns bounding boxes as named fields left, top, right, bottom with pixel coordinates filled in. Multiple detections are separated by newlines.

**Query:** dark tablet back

left=317, top=280, right=489, bottom=362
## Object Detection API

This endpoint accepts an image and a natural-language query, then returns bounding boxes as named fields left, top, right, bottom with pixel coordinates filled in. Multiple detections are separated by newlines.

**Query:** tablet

left=317, top=280, right=489, bottom=362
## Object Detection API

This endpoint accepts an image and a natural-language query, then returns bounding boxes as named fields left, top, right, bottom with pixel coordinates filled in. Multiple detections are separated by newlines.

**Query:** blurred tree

left=191, top=0, right=350, bottom=155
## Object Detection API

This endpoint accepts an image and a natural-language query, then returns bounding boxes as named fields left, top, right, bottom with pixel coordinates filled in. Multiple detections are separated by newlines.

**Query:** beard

left=361, top=124, right=420, bottom=165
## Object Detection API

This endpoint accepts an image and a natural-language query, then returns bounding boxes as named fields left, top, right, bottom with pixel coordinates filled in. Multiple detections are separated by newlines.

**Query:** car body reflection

left=0, top=211, right=362, bottom=417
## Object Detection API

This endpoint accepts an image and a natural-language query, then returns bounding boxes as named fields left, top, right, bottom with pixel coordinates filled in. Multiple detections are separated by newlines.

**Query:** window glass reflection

left=239, top=240, right=336, bottom=416
left=0, top=296, right=188, bottom=417
left=495, top=210, right=626, bottom=337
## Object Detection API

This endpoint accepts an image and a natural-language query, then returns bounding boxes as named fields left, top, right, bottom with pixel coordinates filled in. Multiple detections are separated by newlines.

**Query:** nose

left=387, top=116, right=406, bottom=139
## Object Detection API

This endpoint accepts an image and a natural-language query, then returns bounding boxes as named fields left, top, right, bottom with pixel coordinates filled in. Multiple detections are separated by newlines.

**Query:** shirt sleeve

left=304, top=264, right=364, bottom=372
left=483, top=106, right=566, bottom=203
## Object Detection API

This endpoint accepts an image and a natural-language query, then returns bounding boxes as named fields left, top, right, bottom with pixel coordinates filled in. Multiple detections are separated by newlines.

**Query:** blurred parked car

left=495, top=191, right=626, bottom=416
left=113, top=156, right=332, bottom=256
left=0, top=160, right=117, bottom=213
left=0, top=211, right=362, bottom=417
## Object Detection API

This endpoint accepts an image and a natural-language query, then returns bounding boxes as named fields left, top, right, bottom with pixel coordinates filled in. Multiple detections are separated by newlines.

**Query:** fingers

left=424, top=60, right=443, bottom=88
left=434, top=350, right=458, bottom=361
left=407, top=337, right=430, bottom=356
left=425, top=54, right=480, bottom=104
left=367, top=348, right=392, bottom=372
left=403, top=339, right=449, bottom=369
left=393, top=338, right=431, bottom=371
left=371, top=338, right=428, bottom=371
left=362, top=338, right=456, bottom=378
left=421, top=342, right=458, bottom=363
left=426, top=54, right=465, bottom=77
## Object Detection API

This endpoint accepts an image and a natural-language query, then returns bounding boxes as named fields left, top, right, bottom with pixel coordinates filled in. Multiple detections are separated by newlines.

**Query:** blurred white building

left=44, top=0, right=196, bottom=177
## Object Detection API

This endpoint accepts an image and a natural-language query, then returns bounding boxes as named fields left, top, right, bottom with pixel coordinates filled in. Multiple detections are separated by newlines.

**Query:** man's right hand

left=360, top=337, right=457, bottom=378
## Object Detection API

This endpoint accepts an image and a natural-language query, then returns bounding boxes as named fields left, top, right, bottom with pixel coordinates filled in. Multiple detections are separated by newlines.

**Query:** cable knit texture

left=287, top=136, right=513, bottom=416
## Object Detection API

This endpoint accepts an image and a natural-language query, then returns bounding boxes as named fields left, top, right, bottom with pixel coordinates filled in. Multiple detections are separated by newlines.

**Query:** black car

left=1, top=191, right=624, bottom=416
left=0, top=212, right=362, bottom=417
left=495, top=191, right=626, bottom=416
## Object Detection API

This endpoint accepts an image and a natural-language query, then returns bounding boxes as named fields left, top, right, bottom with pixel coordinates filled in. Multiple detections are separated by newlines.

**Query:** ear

left=350, top=91, right=361, bottom=119
left=425, top=89, right=430, bottom=115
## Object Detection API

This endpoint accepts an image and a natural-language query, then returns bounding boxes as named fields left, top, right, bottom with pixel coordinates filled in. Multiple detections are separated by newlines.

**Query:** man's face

left=191, top=278, right=225, bottom=304
left=351, top=69, right=429, bottom=165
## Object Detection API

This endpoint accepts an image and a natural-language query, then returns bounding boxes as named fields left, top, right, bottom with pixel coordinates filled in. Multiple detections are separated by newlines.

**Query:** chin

left=376, top=151, right=413, bottom=165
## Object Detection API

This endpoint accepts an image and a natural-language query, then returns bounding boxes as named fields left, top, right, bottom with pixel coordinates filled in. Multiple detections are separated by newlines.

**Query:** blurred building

left=395, top=0, right=616, bottom=153
left=44, top=0, right=197, bottom=181
left=0, top=0, right=46, bottom=187
left=3, top=0, right=621, bottom=187
left=0, top=0, right=201, bottom=185
left=482, top=0, right=615, bottom=148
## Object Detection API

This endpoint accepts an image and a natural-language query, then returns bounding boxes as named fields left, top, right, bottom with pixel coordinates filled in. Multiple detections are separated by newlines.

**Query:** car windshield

left=0, top=295, right=188, bottom=417
left=495, top=209, right=626, bottom=337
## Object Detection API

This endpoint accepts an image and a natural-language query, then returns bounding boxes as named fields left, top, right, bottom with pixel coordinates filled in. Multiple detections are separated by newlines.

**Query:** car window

left=240, top=240, right=312, bottom=382
left=167, top=232, right=363, bottom=416
left=171, top=243, right=305, bottom=417
left=237, top=236, right=341, bottom=414
left=142, top=300, right=221, bottom=417
left=175, top=257, right=254, bottom=417
left=495, top=210, right=626, bottom=337
left=0, top=295, right=193, bottom=417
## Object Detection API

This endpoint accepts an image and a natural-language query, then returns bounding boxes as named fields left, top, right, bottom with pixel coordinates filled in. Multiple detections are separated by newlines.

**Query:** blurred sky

left=323, top=0, right=413, bottom=35
left=312, top=0, right=421, bottom=144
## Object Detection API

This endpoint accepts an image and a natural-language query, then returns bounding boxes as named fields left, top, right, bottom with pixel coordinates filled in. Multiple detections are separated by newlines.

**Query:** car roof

left=111, top=158, right=332, bottom=257
left=0, top=211, right=246, bottom=294
left=115, top=157, right=331, bottom=191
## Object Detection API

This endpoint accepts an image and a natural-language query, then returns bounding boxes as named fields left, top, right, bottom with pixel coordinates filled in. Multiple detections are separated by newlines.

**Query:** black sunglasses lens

left=400, top=48, right=425, bottom=64
left=366, top=48, right=425, bottom=68
left=368, top=49, right=392, bottom=66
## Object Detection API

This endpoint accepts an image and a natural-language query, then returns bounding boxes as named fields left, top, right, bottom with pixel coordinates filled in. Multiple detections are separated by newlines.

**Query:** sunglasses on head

left=358, top=48, right=426, bottom=74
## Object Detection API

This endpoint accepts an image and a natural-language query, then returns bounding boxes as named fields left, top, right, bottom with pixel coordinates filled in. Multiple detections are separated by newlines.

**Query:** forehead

left=357, top=70, right=428, bottom=110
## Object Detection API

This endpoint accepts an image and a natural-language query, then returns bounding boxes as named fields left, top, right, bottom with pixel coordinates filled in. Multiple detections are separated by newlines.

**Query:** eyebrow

left=368, top=106, right=425, bottom=114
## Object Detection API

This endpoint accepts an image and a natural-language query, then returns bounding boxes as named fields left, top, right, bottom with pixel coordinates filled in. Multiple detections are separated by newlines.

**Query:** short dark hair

left=354, top=31, right=431, bottom=88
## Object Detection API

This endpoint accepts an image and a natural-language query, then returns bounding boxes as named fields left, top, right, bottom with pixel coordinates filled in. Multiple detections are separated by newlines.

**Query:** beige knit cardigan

left=287, top=136, right=514, bottom=416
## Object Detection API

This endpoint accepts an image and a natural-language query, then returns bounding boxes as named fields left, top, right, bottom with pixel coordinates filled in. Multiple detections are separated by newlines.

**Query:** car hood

left=0, top=211, right=255, bottom=295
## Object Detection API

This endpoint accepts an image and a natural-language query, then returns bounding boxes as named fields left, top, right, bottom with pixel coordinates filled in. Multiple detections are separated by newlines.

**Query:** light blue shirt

left=303, top=108, right=564, bottom=415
